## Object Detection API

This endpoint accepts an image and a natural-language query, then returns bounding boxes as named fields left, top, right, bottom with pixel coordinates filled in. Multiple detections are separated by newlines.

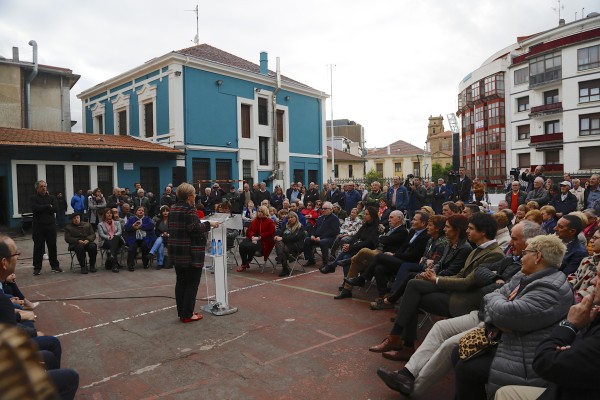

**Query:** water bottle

left=211, top=238, right=216, bottom=255
left=217, top=239, right=223, bottom=256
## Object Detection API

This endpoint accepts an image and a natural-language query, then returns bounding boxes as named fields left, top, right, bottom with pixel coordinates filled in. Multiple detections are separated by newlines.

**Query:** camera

left=510, top=168, right=520, bottom=180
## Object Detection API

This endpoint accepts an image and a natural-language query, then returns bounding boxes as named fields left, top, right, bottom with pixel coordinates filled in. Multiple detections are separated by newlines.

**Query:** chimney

left=387, top=145, right=391, bottom=155
left=259, top=51, right=268, bottom=75
left=559, top=18, right=565, bottom=26
left=12, top=47, right=19, bottom=61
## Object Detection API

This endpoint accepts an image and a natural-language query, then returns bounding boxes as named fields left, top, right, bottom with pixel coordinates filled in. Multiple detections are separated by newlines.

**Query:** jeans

left=150, top=236, right=165, bottom=266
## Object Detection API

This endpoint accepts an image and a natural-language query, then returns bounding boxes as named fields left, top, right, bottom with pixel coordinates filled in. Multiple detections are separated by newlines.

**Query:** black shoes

left=51, top=267, right=63, bottom=273
left=112, top=266, right=120, bottom=273
left=33, top=270, right=41, bottom=276
left=128, top=266, right=135, bottom=271
left=376, top=368, right=414, bottom=395
left=81, top=267, right=89, bottom=274
left=278, top=268, right=290, bottom=277
left=89, top=266, right=97, bottom=273
left=344, top=276, right=366, bottom=287
left=319, top=265, right=336, bottom=274
left=334, top=289, right=352, bottom=300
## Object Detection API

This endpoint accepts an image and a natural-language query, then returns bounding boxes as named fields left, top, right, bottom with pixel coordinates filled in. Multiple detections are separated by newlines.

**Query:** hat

left=70, top=212, right=82, bottom=220
left=229, top=186, right=236, bottom=190
left=559, top=181, right=571, bottom=186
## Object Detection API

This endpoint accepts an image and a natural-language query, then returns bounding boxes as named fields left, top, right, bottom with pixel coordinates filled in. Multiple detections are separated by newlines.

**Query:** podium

left=200, top=213, right=243, bottom=316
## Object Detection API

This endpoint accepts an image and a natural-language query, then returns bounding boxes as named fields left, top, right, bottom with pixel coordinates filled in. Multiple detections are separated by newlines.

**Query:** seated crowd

left=34, top=171, right=600, bottom=398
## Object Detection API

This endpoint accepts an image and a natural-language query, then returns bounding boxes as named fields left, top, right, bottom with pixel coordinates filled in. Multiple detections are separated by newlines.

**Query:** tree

left=364, top=168, right=382, bottom=186
left=431, top=163, right=453, bottom=181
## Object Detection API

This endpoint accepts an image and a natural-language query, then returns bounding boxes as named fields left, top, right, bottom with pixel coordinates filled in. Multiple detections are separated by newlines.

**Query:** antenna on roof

left=551, top=0, right=564, bottom=22
left=185, top=3, right=200, bottom=45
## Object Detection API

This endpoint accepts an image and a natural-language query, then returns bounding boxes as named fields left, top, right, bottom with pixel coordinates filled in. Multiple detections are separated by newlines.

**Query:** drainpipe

left=269, top=57, right=281, bottom=182
left=25, top=40, right=38, bottom=129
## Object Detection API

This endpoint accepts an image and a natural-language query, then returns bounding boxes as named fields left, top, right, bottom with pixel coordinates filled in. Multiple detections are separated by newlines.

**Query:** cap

left=559, top=181, right=571, bottom=186
left=70, top=212, right=82, bottom=219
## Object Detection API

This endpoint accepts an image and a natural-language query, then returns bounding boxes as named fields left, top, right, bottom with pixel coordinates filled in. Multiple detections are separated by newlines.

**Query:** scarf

left=103, top=219, right=115, bottom=238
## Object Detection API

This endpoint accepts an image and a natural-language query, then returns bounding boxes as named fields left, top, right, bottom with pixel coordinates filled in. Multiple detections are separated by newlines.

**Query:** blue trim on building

left=134, top=70, right=160, bottom=84
left=156, top=78, right=170, bottom=135
left=109, top=81, right=133, bottom=93
left=290, top=156, right=322, bottom=186
left=90, top=91, right=107, bottom=101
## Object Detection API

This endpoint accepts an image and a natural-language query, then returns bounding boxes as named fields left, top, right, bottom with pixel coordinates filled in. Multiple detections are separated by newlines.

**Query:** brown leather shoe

left=382, top=346, right=415, bottom=361
left=376, top=368, right=414, bottom=395
left=369, top=335, right=403, bottom=353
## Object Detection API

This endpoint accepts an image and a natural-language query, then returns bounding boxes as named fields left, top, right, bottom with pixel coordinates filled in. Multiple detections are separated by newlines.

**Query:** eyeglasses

left=4, top=252, right=20, bottom=259
left=322, top=207, right=333, bottom=210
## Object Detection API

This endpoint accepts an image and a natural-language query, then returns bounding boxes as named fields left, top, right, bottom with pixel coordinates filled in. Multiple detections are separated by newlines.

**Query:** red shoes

left=236, top=264, right=249, bottom=272
left=180, top=313, right=203, bottom=323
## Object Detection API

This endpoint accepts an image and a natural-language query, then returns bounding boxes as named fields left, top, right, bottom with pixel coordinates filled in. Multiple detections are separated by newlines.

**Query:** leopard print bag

left=458, top=327, right=501, bottom=361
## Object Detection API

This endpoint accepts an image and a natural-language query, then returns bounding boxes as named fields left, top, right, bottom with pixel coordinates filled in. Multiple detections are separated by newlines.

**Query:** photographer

left=521, top=165, right=546, bottom=193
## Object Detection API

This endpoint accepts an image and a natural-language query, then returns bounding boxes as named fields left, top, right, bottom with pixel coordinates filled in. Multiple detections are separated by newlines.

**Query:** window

left=394, top=162, right=402, bottom=172
left=293, top=169, right=304, bottom=185
left=517, top=125, right=530, bottom=140
left=544, top=120, right=560, bottom=134
left=308, top=170, right=318, bottom=185
left=140, top=167, right=159, bottom=195
left=16, top=164, right=37, bottom=214
left=413, top=162, right=420, bottom=177
left=579, top=79, right=600, bottom=103
left=243, top=160, right=253, bottom=187
left=258, top=98, right=268, bottom=126
left=97, top=166, right=114, bottom=198
left=72, top=165, right=90, bottom=194
left=95, top=115, right=104, bottom=134
left=545, top=150, right=560, bottom=165
left=484, top=74, right=504, bottom=97
left=259, top=137, right=269, bottom=165
left=580, top=113, right=600, bottom=136
left=376, top=163, right=383, bottom=176
left=518, top=153, right=531, bottom=169
left=487, top=127, right=506, bottom=151
left=514, top=67, right=529, bottom=85
left=348, top=164, right=353, bottom=178
left=578, top=45, right=600, bottom=71
left=581, top=146, right=600, bottom=169
left=474, top=105, right=486, bottom=130
left=487, top=102, right=505, bottom=126
left=192, top=158, right=210, bottom=192
left=118, top=110, right=127, bottom=135
left=45, top=165, right=65, bottom=199
left=544, top=89, right=559, bottom=105
left=334, top=164, right=339, bottom=178
left=216, top=159, right=232, bottom=192
left=517, top=96, right=529, bottom=112
left=471, top=82, right=481, bottom=102
left=143, top=102, right=154, bottom=138
left=241, top=104, right=251, bottom=138
left=276, top=110, right=284, bottom=142
left=529, top=51, right=561, bottom=86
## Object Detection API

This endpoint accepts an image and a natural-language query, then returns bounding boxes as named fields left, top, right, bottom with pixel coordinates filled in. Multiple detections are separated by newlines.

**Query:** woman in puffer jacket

left=452, top=234, right=574, bottom=400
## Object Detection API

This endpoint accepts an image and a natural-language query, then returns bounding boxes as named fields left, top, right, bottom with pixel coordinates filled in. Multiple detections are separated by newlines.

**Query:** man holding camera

left=521, top=165, right=546, bottom=193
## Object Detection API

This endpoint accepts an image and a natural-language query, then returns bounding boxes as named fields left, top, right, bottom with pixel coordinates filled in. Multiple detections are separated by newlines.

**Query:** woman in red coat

left=237, top=205, right=276, bottom=272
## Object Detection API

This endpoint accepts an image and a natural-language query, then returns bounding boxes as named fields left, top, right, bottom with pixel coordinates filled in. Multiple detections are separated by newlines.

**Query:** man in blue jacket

left=342, top=182, right=362, bottom=215
left=303, top=201, right=340, bottom=266
left=555, top=214, right=588, bottom=276
left=387, top=176, right=409, bottom=213
left=70, top=189, right=86, bottom=215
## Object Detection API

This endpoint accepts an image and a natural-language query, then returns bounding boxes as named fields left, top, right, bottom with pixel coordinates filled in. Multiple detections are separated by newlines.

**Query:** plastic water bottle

left=211, top=238, right=216, bottom=255
left=217, top=239, right=223, bottom=256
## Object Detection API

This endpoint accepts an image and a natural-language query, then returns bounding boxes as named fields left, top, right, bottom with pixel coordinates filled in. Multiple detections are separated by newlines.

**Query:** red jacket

left=246, top=217, right=276, bottom=260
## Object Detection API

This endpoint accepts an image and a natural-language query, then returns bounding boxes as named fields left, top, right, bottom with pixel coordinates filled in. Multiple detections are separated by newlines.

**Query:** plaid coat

left=168, top=202, right=212, bottom=268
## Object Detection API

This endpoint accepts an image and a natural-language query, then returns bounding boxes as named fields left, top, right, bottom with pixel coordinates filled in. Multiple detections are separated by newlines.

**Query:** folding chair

left=69, top=250, right=87, bottom=272
left=417, top=308, right=434, bottom=329
left=287, top=252, right=305, bottom=276
left=252, top=249, right=276, bottom=273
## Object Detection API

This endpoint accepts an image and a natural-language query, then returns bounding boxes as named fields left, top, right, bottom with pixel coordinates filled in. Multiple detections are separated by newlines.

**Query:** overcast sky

left=1, top=0, right=598, bottom=148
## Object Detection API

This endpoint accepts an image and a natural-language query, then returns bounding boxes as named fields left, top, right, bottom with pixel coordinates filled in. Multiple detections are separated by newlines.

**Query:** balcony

left=529, top=132, right=563, bottom=150
left=544, top=164, right=564, bottom=172
left=528, top=102, right=562, bottom=117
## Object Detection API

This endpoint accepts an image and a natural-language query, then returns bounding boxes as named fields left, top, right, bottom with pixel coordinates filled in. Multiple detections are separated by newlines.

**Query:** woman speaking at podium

left=168, top=182, right=219, bottom=323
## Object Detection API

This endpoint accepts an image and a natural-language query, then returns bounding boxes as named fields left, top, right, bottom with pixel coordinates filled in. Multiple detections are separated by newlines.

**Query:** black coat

left=393, top=229, right=431, bottom=263
left=377, top=225, right=409, bottom=253
left=30, top=192, right=58, bottom=225
left=454, top=176, right=472, bottom=202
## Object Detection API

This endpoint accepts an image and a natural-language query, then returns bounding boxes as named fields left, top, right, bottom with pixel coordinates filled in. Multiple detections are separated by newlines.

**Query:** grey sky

left=1, top=0, right=597, bottom=148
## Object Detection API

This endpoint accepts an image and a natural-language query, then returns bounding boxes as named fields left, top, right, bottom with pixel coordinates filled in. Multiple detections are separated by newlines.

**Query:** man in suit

left=387, top=176, right=409, bottom=213
left=453, top=167, right=472, bottom=202
left=326, top=182, right=343, bottom=206
left=368, top=211, right=431, bottom=297
left=302, top=201, right=340, bottom=266
left=432, top=178, right=447, bottom=215
left=525, top=177, right=550, bottom=207
left=555, top=214, right=588, bottom=276
left=369, top=212, right=504, bottom=361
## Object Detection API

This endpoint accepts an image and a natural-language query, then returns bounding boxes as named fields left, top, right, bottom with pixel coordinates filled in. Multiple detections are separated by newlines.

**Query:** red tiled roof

left=367, top=139, right=429, bottom=157
left=175, top=44, right=312, bottom=89
left=326, top=146, right=365, bottom=162
left=0, top=127, right=182, bottom=154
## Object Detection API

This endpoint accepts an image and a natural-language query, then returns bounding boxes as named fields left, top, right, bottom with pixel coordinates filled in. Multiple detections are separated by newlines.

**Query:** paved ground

left=10, top=231, right=454, bottom=399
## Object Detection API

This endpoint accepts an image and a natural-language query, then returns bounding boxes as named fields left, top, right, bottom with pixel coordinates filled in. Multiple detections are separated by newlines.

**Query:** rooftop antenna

left=551, top=0, right=564, bottom=22
left=185, top=3, right=199, bottom=45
